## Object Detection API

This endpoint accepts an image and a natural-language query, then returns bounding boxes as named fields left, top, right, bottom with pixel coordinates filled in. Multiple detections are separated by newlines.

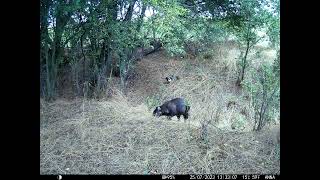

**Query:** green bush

left=232, top=114, right=247, bottom=130
left=243, top=62, right=280, bottom=131
left=145, top=95, right=161, bottom=110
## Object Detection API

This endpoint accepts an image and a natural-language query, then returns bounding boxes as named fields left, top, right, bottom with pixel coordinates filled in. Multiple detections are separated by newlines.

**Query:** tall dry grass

left=40, top=92, right=279, bottom=174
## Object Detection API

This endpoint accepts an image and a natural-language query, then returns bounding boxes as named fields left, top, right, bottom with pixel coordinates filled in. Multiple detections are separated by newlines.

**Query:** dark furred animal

left=153, top=98, right=190, bottom=121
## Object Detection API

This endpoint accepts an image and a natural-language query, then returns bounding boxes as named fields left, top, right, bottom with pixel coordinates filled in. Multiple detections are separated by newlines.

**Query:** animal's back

left=163, top=98, right=187, bottom=114
left=167, top=98, right=185, bottom=105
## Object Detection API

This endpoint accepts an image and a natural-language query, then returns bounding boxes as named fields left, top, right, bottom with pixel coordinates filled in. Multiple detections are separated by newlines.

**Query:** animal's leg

left=183, top=114, right=188, bottom=122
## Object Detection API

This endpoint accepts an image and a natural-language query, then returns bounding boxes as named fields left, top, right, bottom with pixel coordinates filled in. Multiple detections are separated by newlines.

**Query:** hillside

left=40, top=42, right=280, bottom=174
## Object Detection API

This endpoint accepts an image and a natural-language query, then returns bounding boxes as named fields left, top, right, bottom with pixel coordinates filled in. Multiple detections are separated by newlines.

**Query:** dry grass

left=40, top=41, right=280, bottom=174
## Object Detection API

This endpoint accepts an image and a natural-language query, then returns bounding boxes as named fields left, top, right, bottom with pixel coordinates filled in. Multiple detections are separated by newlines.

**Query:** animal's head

left=165, top=76, right=173, bottom=83
left=153, top=106, right=162, bottom=117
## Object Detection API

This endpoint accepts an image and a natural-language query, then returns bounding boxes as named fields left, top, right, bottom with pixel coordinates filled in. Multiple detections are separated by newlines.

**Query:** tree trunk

left=40, top=0, right=54, bottom=100
left=40, top=0, right=52, bottom=63
left=95, top=0, right=118, bottom=85
left=45, top=45, right=52, bottom=101
left=124, top=0, right=137, bottom=21
left=241, top=40, right=250, bottom=81
left=136, top=2, right=147, bottom=32
left=54, top=3, right=72, bottom=65
left=43, top=1, right=72, bottom=100
left=80, top=31, right=87, bottom=84
left=237, top=23, right=251, bottom=87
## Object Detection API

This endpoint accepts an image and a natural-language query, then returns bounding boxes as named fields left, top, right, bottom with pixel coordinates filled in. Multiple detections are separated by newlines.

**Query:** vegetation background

left=40, top=0, right=280, bottom=174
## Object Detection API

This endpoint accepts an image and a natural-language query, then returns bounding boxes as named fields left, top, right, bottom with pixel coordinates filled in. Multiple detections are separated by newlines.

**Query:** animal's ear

left=156, top=106, right=161, bottom=110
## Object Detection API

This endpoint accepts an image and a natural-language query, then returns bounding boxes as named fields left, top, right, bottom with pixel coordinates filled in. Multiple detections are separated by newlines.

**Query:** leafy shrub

left=231, top=114, right=247, bottom=130
left=243, top=61, right=280, bottom=131
left=145, top=95, right=161, bottom=110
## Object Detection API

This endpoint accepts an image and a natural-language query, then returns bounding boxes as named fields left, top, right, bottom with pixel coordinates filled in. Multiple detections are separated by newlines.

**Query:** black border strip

left=40, top=174, right=280, bottom=180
